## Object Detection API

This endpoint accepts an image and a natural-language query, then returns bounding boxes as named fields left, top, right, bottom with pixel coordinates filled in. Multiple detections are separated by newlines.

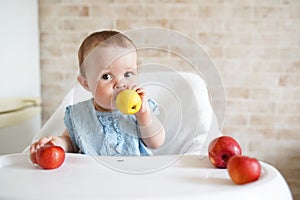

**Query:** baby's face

left=83, top=47, right=138, bottom=112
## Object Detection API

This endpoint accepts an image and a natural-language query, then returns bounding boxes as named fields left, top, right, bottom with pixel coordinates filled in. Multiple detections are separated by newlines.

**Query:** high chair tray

left=0, top=153, right=292, bottom=200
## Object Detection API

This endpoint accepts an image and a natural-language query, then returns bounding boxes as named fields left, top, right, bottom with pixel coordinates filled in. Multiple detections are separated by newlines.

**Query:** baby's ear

left=77, top=75, right=90, bottom=91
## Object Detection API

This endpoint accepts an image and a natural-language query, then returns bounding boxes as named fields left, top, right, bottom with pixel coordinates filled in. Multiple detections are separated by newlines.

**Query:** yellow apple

left=116, top=89, right=142, bottom=115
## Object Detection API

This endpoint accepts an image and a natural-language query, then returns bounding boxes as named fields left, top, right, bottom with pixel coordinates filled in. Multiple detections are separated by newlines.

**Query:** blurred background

left=1, top=0, right=299, bottom=199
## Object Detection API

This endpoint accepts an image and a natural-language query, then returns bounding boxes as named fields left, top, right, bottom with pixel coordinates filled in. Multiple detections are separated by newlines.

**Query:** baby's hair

left=78, top=30, right=136, bottom=76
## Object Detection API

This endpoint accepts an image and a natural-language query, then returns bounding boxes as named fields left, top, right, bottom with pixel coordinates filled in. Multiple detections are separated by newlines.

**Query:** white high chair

left=25, top=70, right=222, bottom=155
left=11, top=71, right=292, bottom=200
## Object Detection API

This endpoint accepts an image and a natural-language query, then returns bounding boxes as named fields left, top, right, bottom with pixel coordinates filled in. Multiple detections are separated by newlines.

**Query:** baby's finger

left=30, top=142, right=38, bottom=153
left=29, top=142, right=38, bottom=164
left=136, top=88, right=147, bottom=98
left=38, top=136, right=53, bottom=147
left=30, top=152, right=37, bottom=164
left=48, top=138, right=57, bottom=146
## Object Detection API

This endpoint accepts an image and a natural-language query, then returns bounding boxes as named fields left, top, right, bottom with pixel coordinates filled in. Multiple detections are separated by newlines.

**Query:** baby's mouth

left=113, top=93, right=119, bottom=101
left=112, top=94, right=120, bottom=104
left=114, top=90, right=125, bottom=100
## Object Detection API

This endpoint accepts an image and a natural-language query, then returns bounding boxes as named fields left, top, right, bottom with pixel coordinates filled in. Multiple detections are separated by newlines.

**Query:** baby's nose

left=115, top=83, right=126, bottom=90
left=114, top=79, right=127, bottom=90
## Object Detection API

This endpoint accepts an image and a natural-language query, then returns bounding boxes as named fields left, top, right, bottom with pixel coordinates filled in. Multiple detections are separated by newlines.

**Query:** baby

left=30, top=30, right=165, bottom=163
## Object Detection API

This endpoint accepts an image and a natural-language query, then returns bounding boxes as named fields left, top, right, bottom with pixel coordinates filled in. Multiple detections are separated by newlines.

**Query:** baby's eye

left=102, top=73, right=112, bottom=80
left=124, top=71, right=134, bottom=78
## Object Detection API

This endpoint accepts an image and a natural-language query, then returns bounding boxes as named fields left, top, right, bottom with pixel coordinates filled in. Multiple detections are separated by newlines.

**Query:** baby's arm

left=29, top=129, right=78, bottom=164
left=135, top=88, right=165, bottom=149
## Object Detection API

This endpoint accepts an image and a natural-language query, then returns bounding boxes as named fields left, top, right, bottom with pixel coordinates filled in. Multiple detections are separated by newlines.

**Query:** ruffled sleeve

left=148, top=99, right=159, bottom=115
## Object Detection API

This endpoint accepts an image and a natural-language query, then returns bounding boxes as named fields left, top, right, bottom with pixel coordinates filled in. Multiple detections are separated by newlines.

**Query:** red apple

left=208, top=136, right=242, bottom=168
left=36, top=145, right=65, bottom=170
left=227, top=155, right=261, bottom=184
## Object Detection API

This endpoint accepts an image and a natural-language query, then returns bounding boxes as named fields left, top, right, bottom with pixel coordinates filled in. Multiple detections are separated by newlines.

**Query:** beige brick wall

left=39, top=0, right=300, bottom=198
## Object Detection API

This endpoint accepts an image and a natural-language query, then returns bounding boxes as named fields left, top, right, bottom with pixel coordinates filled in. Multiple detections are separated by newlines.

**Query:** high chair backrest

left=139, top=71, right=221, bottom=155
left=26, top=71, right=221, bottom=155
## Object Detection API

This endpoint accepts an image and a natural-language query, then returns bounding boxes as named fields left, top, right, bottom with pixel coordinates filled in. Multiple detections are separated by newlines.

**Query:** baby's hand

left=29, top=136, right=60, bottom=164
left=135, top=87, right=150, bottom=114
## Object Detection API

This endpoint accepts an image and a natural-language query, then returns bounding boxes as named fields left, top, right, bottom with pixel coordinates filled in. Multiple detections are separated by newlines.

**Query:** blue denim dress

left=64, top=98, right=158, bottom=156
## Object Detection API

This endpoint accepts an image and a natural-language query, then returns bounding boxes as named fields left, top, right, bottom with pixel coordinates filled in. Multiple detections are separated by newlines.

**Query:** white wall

left=0, top=0, right=40, bottom=98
